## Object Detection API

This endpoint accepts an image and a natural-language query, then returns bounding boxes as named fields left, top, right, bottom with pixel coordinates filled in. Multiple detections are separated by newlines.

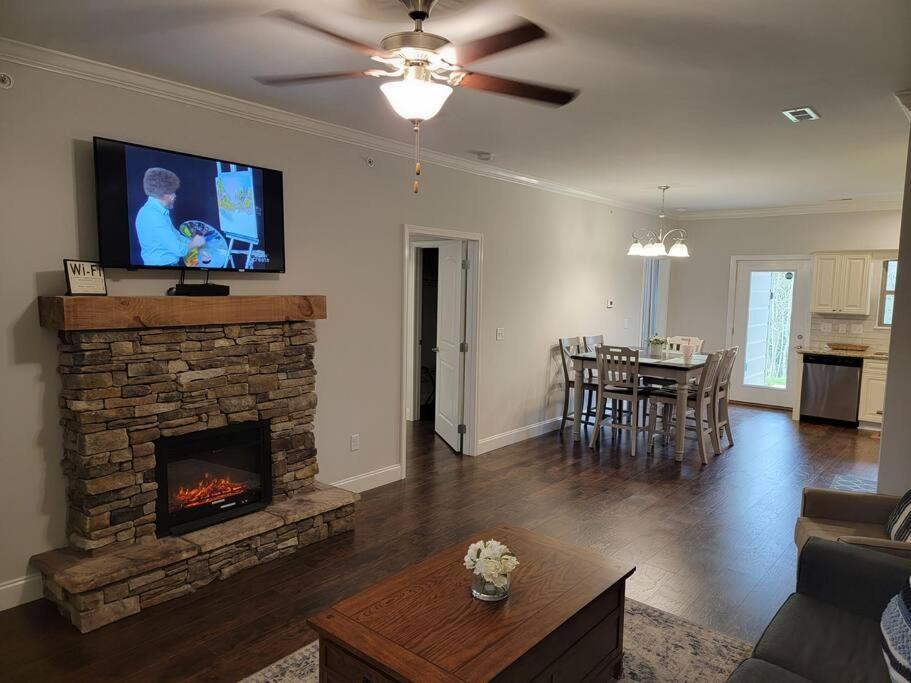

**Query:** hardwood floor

left=0, top=405, right=879, bottom=682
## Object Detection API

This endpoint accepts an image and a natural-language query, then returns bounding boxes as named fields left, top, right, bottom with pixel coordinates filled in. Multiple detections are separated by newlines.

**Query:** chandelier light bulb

left=668, top=240, right=690, bottom=258
left=627, top=241, right=645, bottom=256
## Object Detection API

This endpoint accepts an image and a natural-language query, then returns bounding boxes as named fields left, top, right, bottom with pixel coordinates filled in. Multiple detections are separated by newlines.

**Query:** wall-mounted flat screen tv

left=94, top=137, right=285, bottom=272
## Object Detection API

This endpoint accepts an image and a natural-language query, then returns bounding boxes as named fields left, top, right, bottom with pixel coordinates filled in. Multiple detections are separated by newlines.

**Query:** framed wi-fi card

left=64, top=259, right=108, bottom=296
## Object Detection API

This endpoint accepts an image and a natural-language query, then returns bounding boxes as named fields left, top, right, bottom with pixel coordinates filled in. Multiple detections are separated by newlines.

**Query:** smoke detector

left=782, top=106, right=820, bottom=123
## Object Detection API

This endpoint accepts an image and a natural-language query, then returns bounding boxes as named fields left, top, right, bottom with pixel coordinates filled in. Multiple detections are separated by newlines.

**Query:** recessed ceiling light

left=782, top=106, right=820, bottom=123
left=467, top=150, right=494, bottom=162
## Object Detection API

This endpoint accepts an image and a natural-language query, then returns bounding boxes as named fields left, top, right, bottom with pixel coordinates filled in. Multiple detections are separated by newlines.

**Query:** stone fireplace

left=31, top=295, right=357, bottom=632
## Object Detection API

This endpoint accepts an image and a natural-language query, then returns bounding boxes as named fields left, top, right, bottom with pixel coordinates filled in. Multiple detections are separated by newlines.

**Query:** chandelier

left=627, top=185, right=689, bottom=258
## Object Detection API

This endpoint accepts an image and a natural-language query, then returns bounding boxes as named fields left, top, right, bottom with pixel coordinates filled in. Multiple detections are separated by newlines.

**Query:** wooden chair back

left=695, top=351, right=724, bottom=402
left=583, top=335, right=604, bottom=352
left=667, top=336, right=705, bottom=352
left=717, top=346, right=739, bottom=394
left=558, top=337, right=584, bottom=384
left=594, top=345, right=640, bottom=390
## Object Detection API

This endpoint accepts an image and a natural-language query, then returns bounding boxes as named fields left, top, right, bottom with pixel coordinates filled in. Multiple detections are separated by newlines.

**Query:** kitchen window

left=878, top=259, right=898, bottom=327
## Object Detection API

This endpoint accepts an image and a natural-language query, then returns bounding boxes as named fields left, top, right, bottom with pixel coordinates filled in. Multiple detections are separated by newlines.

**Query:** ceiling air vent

left=782, top=106, right=820, bottom=123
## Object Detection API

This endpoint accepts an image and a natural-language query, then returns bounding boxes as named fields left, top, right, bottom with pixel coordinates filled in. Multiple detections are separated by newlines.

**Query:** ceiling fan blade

left=255, top=71, right=374, bottom=86
left=265, top=9, right=384, bottom=58
left=454, top=19, right=547, bottom=65
left=455, top=72, right=578, bottom=106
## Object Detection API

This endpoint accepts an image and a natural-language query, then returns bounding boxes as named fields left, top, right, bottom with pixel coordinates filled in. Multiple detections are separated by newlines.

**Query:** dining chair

left=589, top=346, right=647, bottom=455
left=646, top=351, right=723, bottom=464
left=583, top=335, right=604, bottom=416
left=712, top=346, right=738, bottom=449
left=667, top=336, right=705, bottom=353
left=558, top=337, right=597, bottom=436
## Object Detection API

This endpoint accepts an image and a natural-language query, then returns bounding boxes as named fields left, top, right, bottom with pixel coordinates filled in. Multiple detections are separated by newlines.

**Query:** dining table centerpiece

left=464, top=539, right=519, bottom=602
left=647, top=335, right=667, bottom=357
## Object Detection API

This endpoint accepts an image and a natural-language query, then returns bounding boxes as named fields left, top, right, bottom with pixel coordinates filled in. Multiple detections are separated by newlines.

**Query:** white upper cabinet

left=811, top=253, right=871, bottom=315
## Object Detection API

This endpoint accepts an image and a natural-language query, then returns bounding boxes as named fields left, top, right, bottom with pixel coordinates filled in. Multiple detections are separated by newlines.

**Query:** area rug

left=243, top=599, right=752, bottom=682
left=831, top=473, right=878, bottom=493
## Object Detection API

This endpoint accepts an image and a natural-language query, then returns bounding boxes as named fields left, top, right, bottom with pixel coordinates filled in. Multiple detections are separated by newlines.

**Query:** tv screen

left=94, top=137, right=285, bottom=272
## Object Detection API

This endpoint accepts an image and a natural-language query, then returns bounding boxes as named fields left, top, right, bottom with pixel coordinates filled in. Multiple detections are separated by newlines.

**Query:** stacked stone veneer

left=58, top=320, right=318, bottom=553
left=32, top=317, right=358, bottom=632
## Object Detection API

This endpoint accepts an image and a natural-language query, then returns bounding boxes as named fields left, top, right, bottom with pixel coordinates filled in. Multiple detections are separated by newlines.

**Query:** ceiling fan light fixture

left=380, top=78, right=453, bottom=121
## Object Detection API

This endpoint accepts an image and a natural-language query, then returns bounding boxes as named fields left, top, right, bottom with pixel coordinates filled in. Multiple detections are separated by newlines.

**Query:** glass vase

left=471, top=573, right=511, bottom=602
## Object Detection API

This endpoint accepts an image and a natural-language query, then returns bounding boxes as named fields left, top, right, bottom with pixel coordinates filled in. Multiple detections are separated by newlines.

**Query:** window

left=878, top=259, right=898, bottom=327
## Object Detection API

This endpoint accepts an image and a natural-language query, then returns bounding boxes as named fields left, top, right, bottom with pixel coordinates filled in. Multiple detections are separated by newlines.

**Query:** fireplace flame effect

left=171, top=473, right=247, bottom=510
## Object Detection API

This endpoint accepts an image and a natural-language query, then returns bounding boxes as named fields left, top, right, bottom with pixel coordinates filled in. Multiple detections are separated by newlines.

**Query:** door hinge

left=459, top=341, right=468, bottom=352
left=457, top=424, right=467, bottom=434
left=461, top=258, right=470, bottom=270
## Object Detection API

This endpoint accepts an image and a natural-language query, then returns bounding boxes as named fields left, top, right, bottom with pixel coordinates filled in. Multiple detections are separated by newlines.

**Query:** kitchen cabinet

left=811, top=253, right=871, bottom=315
left=859, top=359, right=887, bottom=424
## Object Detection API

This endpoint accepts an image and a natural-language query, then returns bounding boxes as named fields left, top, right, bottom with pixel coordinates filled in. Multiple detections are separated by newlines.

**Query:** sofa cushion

left=886, top=489, right=911, bottom=541
left=795, top=516, right=888, bottom=550
left=726, top=657, right=812, bottom=682
left=754, top=593, right=888, bottom=682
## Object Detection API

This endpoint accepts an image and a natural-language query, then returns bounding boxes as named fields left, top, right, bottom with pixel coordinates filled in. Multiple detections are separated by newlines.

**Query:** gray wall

left=879, top=138, right=911, bottom=495
left=0, top=58, right=648, bottom=603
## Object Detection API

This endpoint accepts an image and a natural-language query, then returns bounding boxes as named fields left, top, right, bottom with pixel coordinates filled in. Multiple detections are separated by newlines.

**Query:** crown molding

left=897, top=90, right=911, bottom=122
left=676, top=198, right=904, bottom=221
left=0, top=37, right=651, bottom=214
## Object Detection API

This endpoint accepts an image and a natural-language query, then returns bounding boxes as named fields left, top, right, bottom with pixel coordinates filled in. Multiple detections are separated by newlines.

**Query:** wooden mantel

left=38, top=295, right=327, bottom=331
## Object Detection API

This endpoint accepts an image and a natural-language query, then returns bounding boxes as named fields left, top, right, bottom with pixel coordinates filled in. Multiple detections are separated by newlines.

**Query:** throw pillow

left=886, top=490, right=911, bottom=542
left=882, top=577, right=911, bottom=682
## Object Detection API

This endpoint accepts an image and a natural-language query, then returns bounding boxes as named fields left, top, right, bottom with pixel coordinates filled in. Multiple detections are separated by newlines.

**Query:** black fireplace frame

left=154, top=420, right=272, bottom=537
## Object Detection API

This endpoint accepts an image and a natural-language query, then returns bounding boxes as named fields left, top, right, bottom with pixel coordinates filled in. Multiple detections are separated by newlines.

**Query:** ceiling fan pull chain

left=413, top=121, right=422, bottom=194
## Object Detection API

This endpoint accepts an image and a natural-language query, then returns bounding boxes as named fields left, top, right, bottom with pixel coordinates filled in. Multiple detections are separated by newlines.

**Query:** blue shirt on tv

left=135, top=197, right=189, bottom=266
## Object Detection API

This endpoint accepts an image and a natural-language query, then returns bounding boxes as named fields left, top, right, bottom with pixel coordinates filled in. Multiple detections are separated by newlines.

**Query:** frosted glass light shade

left=627, top=241, right=645, bottom=256
left=380, top=79, right=453, bottom=121
left=668, top=241, right=690, bottom=258
left=643, top=241, right=667, bottom=257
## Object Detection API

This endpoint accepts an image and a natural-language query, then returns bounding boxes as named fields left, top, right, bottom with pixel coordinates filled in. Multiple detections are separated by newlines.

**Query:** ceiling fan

left=256, top=0, right=579, bottom=191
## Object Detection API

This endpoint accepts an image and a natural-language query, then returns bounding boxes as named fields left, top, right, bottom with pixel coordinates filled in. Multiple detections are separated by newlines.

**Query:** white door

left=434, top=240, right=466, bottom=451
left=730, top=259, right=811, bottom=408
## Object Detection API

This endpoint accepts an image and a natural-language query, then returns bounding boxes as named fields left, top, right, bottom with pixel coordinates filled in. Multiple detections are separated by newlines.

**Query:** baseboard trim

left=477, top=417, right=563, bottom=455
left=328, top=464, right=402, bottom=494
left=0, top=572, right=43, bottom=612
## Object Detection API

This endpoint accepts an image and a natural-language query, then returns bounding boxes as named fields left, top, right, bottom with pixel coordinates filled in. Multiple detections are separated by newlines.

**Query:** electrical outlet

left=606, top=299, right=615, bottom=309
left=838, top=323, right=848, bottom=334
left=496, top=327, right=505, bottom=341
left=850, top=323, right=864, bottom=334
left=821, top=322, right=832, bottom=333
left=623, top=318, right=630, bottom=330
left=350, top=434, right=360, bottom=452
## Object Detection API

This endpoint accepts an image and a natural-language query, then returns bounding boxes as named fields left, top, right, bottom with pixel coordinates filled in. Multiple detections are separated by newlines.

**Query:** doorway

left=402, top=226, right=482, bottom=473
left=728, top=257, right=811, bottom=408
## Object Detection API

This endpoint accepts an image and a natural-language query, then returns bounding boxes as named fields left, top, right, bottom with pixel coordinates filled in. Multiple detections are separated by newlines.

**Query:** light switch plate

left=850, top=323, right=864, bottom=334
left=350, top=434, right=360, bottom=451
left=821, top=322, right=832, bottom=333
left=838, top=323, right=848, bottom=334
left=496, top=327, right=505, bottom=341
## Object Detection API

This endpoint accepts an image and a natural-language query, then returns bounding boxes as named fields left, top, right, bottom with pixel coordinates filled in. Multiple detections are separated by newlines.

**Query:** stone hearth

left=31, top=296, right=356, bottom=632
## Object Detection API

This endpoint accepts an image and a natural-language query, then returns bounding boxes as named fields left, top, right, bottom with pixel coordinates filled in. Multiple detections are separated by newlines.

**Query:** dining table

left=569, top=350, right=708, bottom=460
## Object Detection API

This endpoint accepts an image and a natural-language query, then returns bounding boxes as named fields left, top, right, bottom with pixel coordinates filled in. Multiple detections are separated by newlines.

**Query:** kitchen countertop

left=797, top=348, right=889, bottom=360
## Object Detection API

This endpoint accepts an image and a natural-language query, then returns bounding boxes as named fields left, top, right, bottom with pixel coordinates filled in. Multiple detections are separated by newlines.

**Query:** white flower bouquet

left=464, top=539, right=519, bottom=602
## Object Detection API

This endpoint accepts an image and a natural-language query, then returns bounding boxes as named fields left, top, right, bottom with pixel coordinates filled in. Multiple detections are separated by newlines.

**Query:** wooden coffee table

left=308, top=524, right=635, bottom=682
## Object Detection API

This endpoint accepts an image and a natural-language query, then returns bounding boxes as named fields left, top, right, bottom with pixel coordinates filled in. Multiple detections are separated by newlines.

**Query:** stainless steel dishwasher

left=799, top=354, right=863, bottom=427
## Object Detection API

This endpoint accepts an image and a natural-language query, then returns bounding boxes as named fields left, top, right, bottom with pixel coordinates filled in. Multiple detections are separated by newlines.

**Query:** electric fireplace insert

left=155, top=421, right=272, bottom=536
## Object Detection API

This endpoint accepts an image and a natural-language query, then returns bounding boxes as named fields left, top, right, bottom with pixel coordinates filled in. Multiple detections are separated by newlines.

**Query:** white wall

left=879, top=138, right=911, bottom=495
left=666, top=211, right=902, bottom=351
left=0, top=57, right=647, bottom=606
